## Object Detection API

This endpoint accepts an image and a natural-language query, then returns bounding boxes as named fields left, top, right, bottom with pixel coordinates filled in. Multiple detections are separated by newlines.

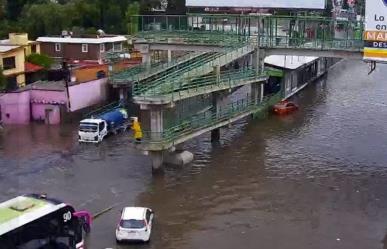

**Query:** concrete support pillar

left=119, top=88, right=125, bottom=100
left=213, top=65, right=221, bottom=84
left=260, top=83, right=265, bottom=103
left=139, top=44, right=151, bottom=69
left=211, top=128, right=220, bottom=142
left=252, top=48, right=265, bottom=75
left=211, top=90, right=229, bottom=142
left=142, top=53, right=151, bottom=69
left=167, top=50, right=172, bottom=63
left=150, top=108, right=163, bottom=140
left=251, top=82, right=260, bottom=105
left=150, top=151, right=164, bottom=171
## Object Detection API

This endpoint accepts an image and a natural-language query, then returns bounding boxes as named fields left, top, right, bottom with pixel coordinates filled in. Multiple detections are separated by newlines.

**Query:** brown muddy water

left=1, top=60, right=387, bottom=249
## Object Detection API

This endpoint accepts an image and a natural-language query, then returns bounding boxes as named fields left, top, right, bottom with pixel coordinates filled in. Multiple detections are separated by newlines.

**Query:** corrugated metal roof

left=37, top=36, right=127, bottom=44
left=264, top=55, right=318, bottom=70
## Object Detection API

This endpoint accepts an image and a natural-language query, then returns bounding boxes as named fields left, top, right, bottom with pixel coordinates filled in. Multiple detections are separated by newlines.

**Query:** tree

left=126, top=1, right=140, bottom=35
left=26, top=53, right=53, bottom=69
left=166, top=0, right=186, bottom=14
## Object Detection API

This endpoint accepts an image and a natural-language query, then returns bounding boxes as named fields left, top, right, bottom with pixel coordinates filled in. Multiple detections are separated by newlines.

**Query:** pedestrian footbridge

left=107, top=14, right=366, bottom=169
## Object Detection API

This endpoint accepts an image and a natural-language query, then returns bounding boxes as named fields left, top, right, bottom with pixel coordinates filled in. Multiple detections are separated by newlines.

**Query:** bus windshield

left=0, top=195, right=85, bottom=249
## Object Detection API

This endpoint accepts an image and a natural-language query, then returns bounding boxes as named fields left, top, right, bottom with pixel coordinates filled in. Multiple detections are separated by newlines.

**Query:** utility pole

left=62, top=60, right=71, bottom=111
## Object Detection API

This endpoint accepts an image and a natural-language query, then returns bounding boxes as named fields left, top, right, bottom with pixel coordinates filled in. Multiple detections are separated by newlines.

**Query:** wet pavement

left=1, top=59, right=387, bottom=249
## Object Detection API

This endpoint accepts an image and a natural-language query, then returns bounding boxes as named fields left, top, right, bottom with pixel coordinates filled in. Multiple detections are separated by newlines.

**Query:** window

left=32, top=44, right=37, bottom=53
left=2, top=57, right=16, bottom=70
left=120, top=219, right=145, bottom=229
left=82, top=44, right=88, bottom=53
left=79, top=123, right=98, bottom=132
left=55, top=43, right=61, bottom=52
left=113, top=43, right=122, bottom=52
left=100, top=43, right=105, bottom=52
left=98, top=122, right=105, bottom=131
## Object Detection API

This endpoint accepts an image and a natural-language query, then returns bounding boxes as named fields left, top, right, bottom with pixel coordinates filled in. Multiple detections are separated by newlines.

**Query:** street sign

left=186, top=0, right=325, bottom=9
left=364, top=0, right=387, bottom=62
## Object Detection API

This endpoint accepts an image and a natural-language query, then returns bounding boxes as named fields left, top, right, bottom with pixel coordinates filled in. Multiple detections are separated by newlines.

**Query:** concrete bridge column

left=150, top=108, right=164, bottom=142
left=252, top=48, right=266, bottom=75
left=139, top=44, right=151, bottom=69
left=211, top=89, right=229, bottom=142
left=150, top=151, right=164, bottom=172
left=118, top=87, right=128, bottom=101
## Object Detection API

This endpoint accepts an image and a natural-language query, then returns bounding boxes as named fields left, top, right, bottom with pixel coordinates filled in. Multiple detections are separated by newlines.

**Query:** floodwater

left=1, top=59, right=387, bottom=249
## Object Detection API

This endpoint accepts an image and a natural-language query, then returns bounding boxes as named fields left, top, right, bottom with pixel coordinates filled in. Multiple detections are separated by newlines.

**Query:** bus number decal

left=63, top=211, right=72, bottom=223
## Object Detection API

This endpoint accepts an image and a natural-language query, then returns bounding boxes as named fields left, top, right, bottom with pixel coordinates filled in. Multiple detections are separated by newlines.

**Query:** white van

left=116, top=207, right=154, bottom=243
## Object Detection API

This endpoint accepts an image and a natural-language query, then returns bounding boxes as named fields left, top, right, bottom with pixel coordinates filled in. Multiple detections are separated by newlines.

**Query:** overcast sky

left=186, top=0, right=325, bottom=9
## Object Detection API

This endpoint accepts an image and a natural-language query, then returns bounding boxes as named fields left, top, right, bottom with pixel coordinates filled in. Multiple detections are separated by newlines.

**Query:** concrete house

left=37, top=35, right=127, bottom=63
left=0, top=33, right=41, bottom=88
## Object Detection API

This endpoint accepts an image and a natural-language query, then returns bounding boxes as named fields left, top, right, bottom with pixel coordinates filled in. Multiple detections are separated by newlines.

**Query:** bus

left=0, top=194, right=92, bottom=249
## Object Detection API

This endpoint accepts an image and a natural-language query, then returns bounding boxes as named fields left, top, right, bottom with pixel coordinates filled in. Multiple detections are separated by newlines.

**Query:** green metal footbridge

left=108, top=14, right=364, bottom=156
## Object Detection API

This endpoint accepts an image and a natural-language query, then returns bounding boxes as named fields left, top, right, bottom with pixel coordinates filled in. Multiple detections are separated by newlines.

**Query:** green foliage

left=26, top=53, right=53, bottom=69
left=126, top=2, right=140, bottom=35
left=0, top=67, right=6, bottom=90
left=0, top=0, right=176, bottom=39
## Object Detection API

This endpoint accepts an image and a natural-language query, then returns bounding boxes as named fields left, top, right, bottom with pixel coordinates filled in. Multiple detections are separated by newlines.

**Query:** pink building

left=0, top=78, right=108, bottom=125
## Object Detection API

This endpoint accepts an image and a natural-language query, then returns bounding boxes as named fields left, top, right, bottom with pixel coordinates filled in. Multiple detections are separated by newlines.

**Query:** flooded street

left=1, top=59, right=387, bottom=249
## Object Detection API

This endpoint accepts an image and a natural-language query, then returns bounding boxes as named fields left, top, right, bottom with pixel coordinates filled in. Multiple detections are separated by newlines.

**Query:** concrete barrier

left=164, top=150, right=194, bottom=166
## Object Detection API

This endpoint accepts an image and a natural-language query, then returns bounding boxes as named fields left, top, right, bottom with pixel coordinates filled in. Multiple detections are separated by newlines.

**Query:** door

left=45, top=109, right=52, bottom=125
left=99, top=122, right=107, bottom=138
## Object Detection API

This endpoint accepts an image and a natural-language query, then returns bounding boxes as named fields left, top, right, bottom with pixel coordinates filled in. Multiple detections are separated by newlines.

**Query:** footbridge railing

left=128, top=14, right=364, bottom=52
left=134, top=92, right=281, bottom=150
left=133, top=68, right=267, bottom=102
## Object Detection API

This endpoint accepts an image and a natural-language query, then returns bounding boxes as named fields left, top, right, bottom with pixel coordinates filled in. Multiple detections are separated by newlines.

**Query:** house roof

left=0, top=39, right=39, bottom=45
left=25, top=62, right=44, bottom=73
left=264, top=55, right=318, bottom=70
left=0, top=45, right=22, bottom=53
left=36, top=36, right=127, bottom=44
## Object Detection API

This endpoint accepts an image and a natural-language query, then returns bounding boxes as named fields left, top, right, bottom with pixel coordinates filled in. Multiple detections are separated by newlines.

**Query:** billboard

left=364, top=0, right=387, bottom=62
left=186, top=0, right=325, bottom=9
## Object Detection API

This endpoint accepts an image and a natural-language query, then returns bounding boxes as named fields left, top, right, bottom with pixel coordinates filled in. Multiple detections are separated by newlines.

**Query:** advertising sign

left=364, top=0, right=387, bottom=61
left=186, top=0, right=325, bottom=9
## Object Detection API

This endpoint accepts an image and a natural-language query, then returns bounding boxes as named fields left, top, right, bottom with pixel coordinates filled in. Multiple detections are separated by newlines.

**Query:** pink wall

left=30, top=90, right=67, bottom=125
left=0, top=78, right=108, bottom=124
left=31, top=104, right=61, bottom=124
left=69, top=78, right=108, bottom=112
left=0, top=91, right=31, bottom=124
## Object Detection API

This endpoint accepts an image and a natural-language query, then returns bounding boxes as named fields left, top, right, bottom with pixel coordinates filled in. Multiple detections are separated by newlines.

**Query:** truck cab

left=78, top=119, right=108, bottom=143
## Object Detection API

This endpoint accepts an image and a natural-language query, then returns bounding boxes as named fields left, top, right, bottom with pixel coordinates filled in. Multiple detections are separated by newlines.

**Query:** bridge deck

left=134, top=93, right=281, bottom=151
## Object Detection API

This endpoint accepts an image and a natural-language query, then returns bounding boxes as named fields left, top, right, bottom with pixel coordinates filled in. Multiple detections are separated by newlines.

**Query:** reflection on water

left=1, top=60, right=387, bottom=249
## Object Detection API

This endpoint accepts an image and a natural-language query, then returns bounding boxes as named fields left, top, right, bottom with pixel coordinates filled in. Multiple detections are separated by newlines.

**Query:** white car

left=116, top=207, right=154, bottom=243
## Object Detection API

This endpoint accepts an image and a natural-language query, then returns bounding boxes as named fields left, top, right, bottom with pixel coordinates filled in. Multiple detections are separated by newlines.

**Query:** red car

left=273, top=100, right=298, bottom=115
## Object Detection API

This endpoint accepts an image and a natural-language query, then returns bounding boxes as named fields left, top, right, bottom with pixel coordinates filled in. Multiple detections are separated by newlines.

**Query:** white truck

left=78, top=108, right=129, bottom=143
